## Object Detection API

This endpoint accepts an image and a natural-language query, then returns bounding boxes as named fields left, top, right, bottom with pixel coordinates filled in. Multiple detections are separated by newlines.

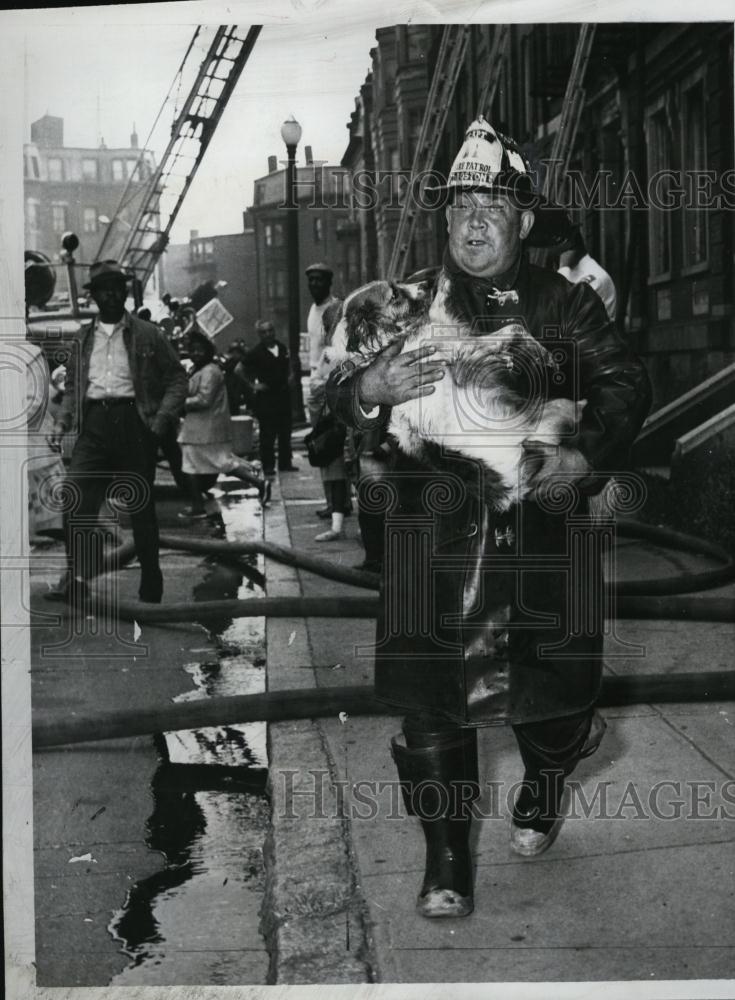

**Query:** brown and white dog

left=329, top=272, right=601, bottom=514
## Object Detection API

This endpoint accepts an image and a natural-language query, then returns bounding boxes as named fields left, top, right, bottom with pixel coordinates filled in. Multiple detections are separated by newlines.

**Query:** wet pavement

left=30, top=481, right=272, bottom=986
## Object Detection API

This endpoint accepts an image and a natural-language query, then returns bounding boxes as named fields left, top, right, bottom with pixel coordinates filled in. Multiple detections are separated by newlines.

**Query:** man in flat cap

left=327, top=117, right=651, bottom=918
left=49, top=260, right=187, bottom=605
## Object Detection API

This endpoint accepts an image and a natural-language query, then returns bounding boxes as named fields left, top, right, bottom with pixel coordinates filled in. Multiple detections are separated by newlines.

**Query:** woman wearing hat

left=327, top=117, right=652, bottom=918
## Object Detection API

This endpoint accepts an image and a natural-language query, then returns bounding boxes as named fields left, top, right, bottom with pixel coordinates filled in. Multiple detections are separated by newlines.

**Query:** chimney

left=130, top=123, right=139, bottom=149
left=190, top=229, right=199, bottom=241
left=267, top=155, right=278, bottom=173
left=305, top=145, right=314, bottom=165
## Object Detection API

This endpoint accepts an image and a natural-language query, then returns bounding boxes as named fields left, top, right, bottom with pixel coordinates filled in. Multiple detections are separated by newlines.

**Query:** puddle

left=108, top=488, right=271, bottom=985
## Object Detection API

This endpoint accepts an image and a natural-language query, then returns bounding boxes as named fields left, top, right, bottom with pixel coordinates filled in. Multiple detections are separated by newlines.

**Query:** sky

left=23, top=17, right=379, bottom=244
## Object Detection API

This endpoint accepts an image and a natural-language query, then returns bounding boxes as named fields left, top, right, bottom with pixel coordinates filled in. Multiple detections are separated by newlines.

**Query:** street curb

left=259, top=474, right=374, bottom=985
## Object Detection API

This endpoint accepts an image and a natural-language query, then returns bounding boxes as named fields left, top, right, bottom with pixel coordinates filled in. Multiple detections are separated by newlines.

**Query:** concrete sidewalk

left=263, top=456, right=735, bottom=986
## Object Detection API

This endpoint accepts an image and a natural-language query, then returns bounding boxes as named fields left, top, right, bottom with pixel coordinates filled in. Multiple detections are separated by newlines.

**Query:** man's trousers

left=63, top=399, right=163, bottom=602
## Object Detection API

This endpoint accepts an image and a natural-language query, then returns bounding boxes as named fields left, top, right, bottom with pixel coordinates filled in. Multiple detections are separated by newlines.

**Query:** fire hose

left=33, top=518, right=734, bottom=748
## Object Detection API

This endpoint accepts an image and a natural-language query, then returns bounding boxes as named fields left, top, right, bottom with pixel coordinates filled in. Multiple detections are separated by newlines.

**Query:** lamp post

left=280, top=114, right=304, bottom=422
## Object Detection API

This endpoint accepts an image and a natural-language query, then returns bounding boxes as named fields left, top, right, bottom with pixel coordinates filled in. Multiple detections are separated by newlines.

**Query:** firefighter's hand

left=358, top=341, right=446, bottom=408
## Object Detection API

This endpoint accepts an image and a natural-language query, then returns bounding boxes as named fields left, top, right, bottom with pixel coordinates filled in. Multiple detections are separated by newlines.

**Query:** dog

left=331, top=273, right=597, bottom=513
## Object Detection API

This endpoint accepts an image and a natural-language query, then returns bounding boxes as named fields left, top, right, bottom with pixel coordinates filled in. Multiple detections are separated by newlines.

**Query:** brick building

left=23, top=114, right=157, bottom=270
left=339, top=24, right=734, bottom=407
left=246, top=151, right=352, bottom=356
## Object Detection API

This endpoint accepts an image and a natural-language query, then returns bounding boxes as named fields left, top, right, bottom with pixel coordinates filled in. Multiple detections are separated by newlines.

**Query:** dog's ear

left=520, top=438, right=553, bottom=485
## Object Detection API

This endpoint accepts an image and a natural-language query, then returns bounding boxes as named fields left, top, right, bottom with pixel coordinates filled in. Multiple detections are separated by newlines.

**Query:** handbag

left=304, top=408, right=346, bottom=468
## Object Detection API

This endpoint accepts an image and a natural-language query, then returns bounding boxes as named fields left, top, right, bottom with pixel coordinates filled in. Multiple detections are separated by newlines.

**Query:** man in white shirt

left=306, top=262, right=341, bottom=425
left=48, top=260, right=187, bottom=606
left=557, top=227, right=617, bottom=322
left=304, top=262, right=348, bottom=526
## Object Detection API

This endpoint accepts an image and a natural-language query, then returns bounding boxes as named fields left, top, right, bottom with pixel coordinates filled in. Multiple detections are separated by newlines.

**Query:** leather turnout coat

left=326, top=254, right=652, bottom=727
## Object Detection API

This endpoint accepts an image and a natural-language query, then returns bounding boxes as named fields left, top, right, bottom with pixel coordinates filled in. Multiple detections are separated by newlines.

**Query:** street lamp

left=280, top=114, right=304, bottom=422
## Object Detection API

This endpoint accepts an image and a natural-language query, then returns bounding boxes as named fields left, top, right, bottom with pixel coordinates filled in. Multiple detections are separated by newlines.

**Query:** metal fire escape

left=95, top=25, right=261, bottom=290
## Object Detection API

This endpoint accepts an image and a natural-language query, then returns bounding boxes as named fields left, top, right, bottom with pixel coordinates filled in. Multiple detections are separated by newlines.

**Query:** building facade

left=339, top=24, right=734, bottom=407
left=163, top=218, right=258, bottom=351
left=246, top=153, right=352, bottom=354
left=23, top=114, right=157, bottom=271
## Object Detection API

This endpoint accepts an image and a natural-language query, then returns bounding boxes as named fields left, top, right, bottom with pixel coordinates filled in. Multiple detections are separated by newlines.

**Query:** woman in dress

left=178, top=332, right=270, bottom=518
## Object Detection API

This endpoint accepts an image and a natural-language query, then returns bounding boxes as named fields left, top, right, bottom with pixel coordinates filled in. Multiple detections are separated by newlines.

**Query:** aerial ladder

left=386, top=24, right=510, bottom=282
left=95, top=25, right=261, bottom=293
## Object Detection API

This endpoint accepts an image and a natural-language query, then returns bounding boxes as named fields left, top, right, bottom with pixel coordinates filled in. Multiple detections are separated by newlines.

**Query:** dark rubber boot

left=510, top=710, right=606, bottom=857
left=391, top=727, right=479, bottom=918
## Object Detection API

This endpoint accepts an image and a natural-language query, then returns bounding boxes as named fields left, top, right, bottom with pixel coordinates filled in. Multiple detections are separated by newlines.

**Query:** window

left=681, top=75, right=708, bottom=268
left=275, top=270, right=286, bottom=298
left=407, top=30, right=424, bottom=62
left=264, top=223, right=273, bottom=248
left=25, top=153, right=41, bottom=179
left=51, top=203, right=67, bottom=233
left=112, top=159, right=125, bottom=182
left=82, top=158, right=98, bottom=181
left=47, top=158, right=63, bottom=182
left=204, top=240, right=214, bottom=258
left=646, top=101, right=674, bottom=279
left=274, top=223, right=285, bottom=247
left=26, top=200, right=40, bottom=230
left=126, top=159, right=139, bottom=182
left=83, top=207, right=97, bottom=233
left=347, top=242, right=359, bottom=286
left=313, top=217, right=323, bottom=243
left=266, top=273, right=275, bottom=300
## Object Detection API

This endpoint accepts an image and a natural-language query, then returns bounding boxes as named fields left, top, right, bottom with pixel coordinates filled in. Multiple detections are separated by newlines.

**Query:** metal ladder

left=96, top=25, right=261, bottom=290
left=476, top=24, right=511, bottom=118
left=530, top=23, right=597, bottom=265
left=541, top=23, right=597, bottom=200
left=386, top=25, right=471, bottom=281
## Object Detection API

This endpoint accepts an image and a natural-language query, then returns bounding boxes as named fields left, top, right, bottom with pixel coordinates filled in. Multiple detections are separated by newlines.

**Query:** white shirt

left=86, top=317, right=135, bottom=399
left=307, top=295, right=339, bottom=370
left=558, top=254, right=617, bottom=322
